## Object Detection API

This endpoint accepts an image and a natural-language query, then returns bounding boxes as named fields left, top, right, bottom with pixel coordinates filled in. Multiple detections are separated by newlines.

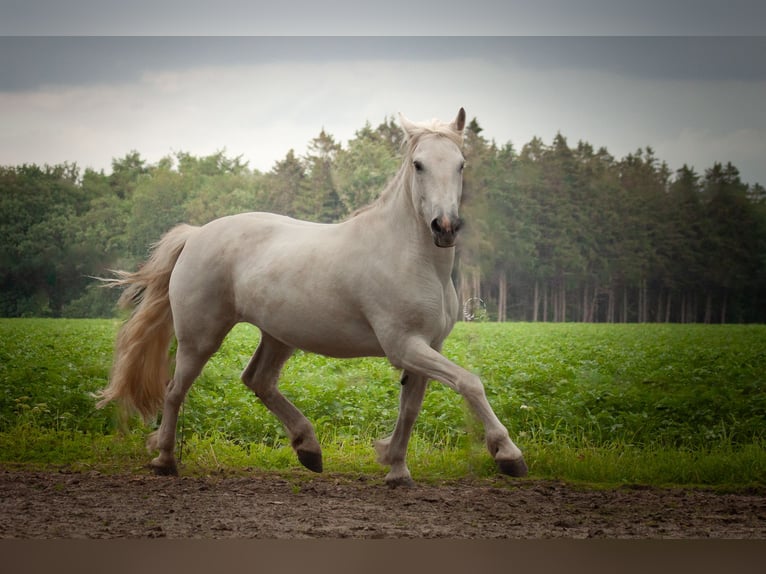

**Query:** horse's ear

left=451, top=107, right=466, bottom=133
left=399, top=112, right=418, bottom=139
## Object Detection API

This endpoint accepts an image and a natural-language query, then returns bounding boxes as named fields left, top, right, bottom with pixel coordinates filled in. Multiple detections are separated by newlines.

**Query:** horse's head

left=400, top=108, right=466, bottom=248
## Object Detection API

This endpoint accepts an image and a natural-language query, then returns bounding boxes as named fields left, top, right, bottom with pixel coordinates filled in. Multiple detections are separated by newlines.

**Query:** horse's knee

left=456, top=372, right=486, bottom=401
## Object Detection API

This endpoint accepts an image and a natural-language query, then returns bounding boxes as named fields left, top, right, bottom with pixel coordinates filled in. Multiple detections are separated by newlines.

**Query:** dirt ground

left=1, top=468, right=764, bottom=539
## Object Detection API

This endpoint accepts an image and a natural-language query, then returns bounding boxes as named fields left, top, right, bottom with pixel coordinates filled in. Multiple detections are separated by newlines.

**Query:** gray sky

left=1, top=3, right=765, bottom=185
left=3, top=0, right=766, bottom=36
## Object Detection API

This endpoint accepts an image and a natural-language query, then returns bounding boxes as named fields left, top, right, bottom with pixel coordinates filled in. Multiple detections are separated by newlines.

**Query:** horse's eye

left=413, top=160, right=424, bottom=172
left=459, top=161, right=466, bottom=172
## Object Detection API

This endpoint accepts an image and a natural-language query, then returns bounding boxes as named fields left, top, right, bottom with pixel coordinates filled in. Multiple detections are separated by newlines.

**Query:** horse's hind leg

left=242, top=333, right=323, bottom=472
left=148, top=337, right=225, bottom=475
left=374, top=371, right=427, bottom=487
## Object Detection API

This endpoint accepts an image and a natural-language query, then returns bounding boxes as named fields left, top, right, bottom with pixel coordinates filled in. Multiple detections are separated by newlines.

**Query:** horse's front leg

left=374, top=371, right=428, bottom=487
left=391, top=337, right=528, bottom=478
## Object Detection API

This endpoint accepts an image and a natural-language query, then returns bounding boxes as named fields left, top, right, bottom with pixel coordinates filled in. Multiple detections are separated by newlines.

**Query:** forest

left=2, top=116, right=765, bottom=322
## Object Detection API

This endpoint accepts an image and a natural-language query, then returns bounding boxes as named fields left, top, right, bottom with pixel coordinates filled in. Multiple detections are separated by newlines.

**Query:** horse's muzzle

left=430, top=214, right=462, bottom=248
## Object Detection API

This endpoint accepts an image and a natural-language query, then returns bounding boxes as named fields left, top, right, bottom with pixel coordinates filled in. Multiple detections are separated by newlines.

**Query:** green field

left=1, top=319, right=764, bottom=488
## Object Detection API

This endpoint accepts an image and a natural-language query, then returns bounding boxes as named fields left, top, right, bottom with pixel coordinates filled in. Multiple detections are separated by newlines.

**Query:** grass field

left=1, top=319, right=764, bottom=488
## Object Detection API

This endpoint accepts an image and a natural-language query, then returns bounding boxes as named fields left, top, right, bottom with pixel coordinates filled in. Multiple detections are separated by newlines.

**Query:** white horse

left=96, top=108, right=528, bottom=486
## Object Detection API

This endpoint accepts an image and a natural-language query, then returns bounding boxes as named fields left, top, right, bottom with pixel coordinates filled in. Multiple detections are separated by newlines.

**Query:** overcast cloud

left=3, top=0, right=766, bottom=36
left=1, top=34, right=764, bottom=185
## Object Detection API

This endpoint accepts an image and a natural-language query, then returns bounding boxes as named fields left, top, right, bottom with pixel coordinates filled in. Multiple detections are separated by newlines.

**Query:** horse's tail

left=95, top=224, right=199, bottom=422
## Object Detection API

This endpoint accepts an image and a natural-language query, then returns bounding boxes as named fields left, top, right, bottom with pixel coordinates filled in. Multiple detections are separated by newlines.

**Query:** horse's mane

left=349, top=118, right=464, bottom=219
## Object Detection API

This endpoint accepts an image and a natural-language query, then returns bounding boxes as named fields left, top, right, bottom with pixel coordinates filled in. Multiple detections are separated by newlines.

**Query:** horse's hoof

left=385, top=475, right=416, bottom=489
left=498, top=456, right=528, bottom=477
left=297, top=449, right=323, bottom=473
left=149, top=460, right=178, bottom=476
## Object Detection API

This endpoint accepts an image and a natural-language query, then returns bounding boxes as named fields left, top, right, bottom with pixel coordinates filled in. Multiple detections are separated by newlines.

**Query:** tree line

left=2, top=116, right=765, bottom=322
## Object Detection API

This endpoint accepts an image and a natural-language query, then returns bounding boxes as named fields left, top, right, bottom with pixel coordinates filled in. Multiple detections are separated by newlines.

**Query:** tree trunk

left=704, top=291, right=713, bottom=324
left=692, top=294, right=699, bottom=323
left=665, top=291, right=672, bottom=323
left=560, top=279, right=566, bottom=322
left=621, top=286, right=628, bottom=323
left=533, top=280, right=540, bottom=322
left=473, top=270, right=481, bottom=302
left=457, top=270, right=467, bottom=321
left=606, top=285, right=615, bottom=323
left=497, top=271, right=507, bottom=322
left=589, top=282, right=599, bottom=323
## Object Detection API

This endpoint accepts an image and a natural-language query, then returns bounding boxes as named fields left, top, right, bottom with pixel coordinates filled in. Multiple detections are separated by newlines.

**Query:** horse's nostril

left=431, top=218, right=443, bottom=234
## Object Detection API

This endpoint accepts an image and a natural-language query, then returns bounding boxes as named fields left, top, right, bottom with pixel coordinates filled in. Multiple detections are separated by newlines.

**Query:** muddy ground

left=1, top=468, right=764, bottom=539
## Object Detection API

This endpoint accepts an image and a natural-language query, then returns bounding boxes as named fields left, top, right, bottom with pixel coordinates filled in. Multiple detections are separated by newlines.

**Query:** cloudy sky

left=1, top=2, right=765, bottom=185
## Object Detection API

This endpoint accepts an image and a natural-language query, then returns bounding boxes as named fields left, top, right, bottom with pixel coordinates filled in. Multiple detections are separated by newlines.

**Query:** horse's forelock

left=402, top=119, right=464, bottom=152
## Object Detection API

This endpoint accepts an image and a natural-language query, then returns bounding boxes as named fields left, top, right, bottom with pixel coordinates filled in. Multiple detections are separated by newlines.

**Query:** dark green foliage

left=1, top=118, right=765, bottom=321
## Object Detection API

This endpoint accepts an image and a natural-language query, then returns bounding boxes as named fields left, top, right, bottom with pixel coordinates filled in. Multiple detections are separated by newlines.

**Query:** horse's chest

left=402, top=281, right=457, bottom=341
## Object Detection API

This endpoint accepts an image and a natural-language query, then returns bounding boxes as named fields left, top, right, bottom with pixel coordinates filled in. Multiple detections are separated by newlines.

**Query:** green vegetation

left=1, top=319, right=764, bottom=488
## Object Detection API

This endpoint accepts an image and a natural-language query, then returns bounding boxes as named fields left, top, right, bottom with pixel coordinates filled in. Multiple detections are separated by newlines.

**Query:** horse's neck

left=363, top=177, right=456, bottom=281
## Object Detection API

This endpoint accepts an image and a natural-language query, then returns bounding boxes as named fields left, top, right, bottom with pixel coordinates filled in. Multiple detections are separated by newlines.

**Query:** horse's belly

left=285, top=331, right=385, bottom=359
left=255, top=316, right=385, bottom=359
left=241, top=297, right=385, bottom=359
